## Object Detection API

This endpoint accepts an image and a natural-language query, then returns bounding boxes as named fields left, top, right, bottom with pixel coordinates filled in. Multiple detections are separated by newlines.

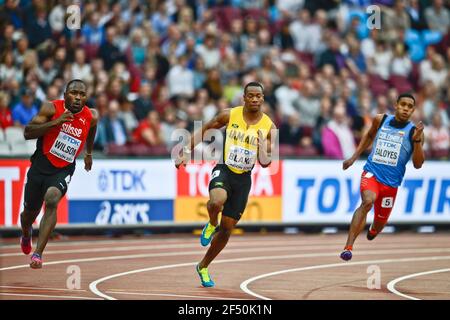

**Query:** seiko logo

left=61, top=123, right=82, bottom=137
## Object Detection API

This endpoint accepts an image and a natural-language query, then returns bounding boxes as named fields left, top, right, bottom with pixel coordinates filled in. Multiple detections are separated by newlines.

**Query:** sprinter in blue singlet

left=339, top=93, right=425, bottom=261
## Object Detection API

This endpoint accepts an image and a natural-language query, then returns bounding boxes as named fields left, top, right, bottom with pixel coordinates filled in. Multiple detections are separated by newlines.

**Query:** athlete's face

left=64, top=82, right=87, bottom=114
left=394, top=97, right=415, bottom=122
left=244, top=86, right=264, bottom=113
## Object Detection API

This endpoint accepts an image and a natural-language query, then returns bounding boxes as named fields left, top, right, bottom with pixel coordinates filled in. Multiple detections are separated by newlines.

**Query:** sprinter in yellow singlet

left=175, top=82, right=276, bottom=287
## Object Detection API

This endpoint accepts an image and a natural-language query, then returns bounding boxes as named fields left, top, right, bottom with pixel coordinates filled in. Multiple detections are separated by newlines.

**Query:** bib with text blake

left=223, top=106, right=273, bottom=174
left=225, top=145, right=257, bottom=171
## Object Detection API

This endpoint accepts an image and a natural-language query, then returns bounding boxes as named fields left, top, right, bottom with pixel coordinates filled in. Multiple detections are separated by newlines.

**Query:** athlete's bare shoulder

left=207, top=108, right=231, bottom=129
left=373, top=113, right=385, bottom=125
left=367, top=113, right=385, bottom=138
left=40, top=101, right=57, bottom=117
left=218, top=108, right=232, bottom=120
left=89, top=108, right=99, bottom=127
left=27, top=101, right=56, bottom=125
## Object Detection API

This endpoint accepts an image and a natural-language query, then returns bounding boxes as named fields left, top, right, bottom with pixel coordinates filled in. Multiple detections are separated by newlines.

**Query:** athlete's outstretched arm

left=24, top=102, right=73, bottom=140
left=84, top=108, right=99, bottom=171
left=175, top=109, right=230, bottom=168
left=343, top=114, right=384, bottom=170
left=258, top=123, right=277, bottom=168
left=411, top=121, right=425, bottom=169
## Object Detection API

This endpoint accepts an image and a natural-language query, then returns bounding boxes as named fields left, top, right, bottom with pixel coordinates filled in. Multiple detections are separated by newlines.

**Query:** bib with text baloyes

left=371, top=130, right=403, bottom=167
left=363, top=114, right=415, bottom=188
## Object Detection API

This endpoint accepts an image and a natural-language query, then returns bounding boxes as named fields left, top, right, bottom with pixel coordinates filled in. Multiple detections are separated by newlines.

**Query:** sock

left=344, top=245, right=353, bottom=251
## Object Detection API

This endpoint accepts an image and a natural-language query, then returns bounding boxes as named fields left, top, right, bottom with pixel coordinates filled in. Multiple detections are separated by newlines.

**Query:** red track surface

left=1, top=232, right=449, bottom=300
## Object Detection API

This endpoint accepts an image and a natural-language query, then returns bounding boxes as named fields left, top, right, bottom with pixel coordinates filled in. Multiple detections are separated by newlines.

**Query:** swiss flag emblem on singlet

left=42, top=100, right=92, bottom=168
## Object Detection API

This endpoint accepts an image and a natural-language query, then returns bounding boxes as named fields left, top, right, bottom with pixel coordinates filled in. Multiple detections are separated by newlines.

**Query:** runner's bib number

left=225, top=145, right=256, bottom=171
left=49, top=131, right=82, bottom=163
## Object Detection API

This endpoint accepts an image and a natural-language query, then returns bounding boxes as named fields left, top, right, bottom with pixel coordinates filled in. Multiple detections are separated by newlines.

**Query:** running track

left=1, top=233, right=449, bottom=300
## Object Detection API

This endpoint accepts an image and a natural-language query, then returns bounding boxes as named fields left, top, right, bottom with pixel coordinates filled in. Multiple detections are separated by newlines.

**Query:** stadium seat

left=295, top=51, right=315, bottom=72
left=408, top=43, right=426, bottom=62
left=149, top=145, right=170, bottom=156
left=104, top=143, right=131, bottom=156
left=405, top=29, right=421, bottom=45
left=279, top=144, right=296, bottom=157
left=26, top=139, right=37, bottom=154
left=82, top=43, right=100, bottom=62
left=242, top=8, right=268, bottom=21
left=410, top=62, right=421, bottom=90
left=0, top=141, right=10, bottom=155
left=421, top=30, right=443, bottom=46
left=301, top=126, right=314, bottom=138
left=213, top=6, right=242, bottom=32
left=9, top=141, right=30, bottom=156
left=347, top=10, right=366, bottom=25
left=368, top=74, right=389, bottom=97
left=295, top=145, right=319, bottom=157
left=430, top=149, right=449, bottom=159
left=389, top=75, right=413, bottom=93
left=129, top=143, right=153, bottom=156
left=5, top=127, right=25, bottom=143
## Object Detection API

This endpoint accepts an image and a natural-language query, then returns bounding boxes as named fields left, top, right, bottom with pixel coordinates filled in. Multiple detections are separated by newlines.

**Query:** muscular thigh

left=209, top=164, right=231, bottom=204
left=209, top=188, right=228, bottom=206
left=222, top=173, right=251, bottom=221
left=24, top=166, right=45, bottom=211
left=373, top=185, right=398, bottom=222
left=43, top=168, right=73, bottom=197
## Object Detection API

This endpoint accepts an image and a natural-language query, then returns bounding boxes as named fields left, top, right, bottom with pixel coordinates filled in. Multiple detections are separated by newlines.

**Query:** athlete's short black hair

left=244, top=82, right=264, bottom=95
left=66, top=79, right=86, bottom=91
left=397, top=93, right=416, bottom=104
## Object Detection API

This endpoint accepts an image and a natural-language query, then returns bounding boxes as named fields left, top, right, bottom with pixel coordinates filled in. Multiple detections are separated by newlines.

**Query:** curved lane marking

left=240, top=256, right=450, bottom=300
left=386, top=268, right=450, bottom=300
left=88, top=249, right=450, bottom=300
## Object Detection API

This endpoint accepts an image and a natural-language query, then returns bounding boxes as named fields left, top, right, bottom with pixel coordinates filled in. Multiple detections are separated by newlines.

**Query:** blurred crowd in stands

left=0, top=0, right=449, bottom=159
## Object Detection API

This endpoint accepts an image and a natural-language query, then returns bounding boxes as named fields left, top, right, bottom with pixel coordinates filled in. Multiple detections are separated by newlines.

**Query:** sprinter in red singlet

left=20, top=79, right=98, bottom=269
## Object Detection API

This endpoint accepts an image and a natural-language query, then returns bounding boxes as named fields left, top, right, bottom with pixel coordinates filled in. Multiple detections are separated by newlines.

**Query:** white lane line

left=1, top=240, right=433, bottom=258
left=2, top=247, right=449, bottom=273
left=0, top=238, right=167, bottom=249
left=0, top=240, right=356, bottom=258
left=387, top=268, right=450, bottom=300
left=1, top=235, right=433, bottom=250
left=105, top=291, right=248, bottom=300
left=0, top=236, right=311, bottom=249
left=88, top=248, right=450, bottom=300
left=7, top=245, right=439, bottom=271
left=0, top=245, right=346, bottom=271
left=0, top=292, right=102, bottom=300
left=0, top=285, right=86, bottom=292
left=240, top=256, right=450, bottom=300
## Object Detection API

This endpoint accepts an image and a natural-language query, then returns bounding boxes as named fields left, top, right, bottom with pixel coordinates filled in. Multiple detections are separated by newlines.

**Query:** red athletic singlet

left=41, top=100, right=92, bottom=168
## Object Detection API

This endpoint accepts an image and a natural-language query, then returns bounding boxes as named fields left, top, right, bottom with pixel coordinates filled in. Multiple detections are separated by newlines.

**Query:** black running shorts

left=23, top=164, right=74, bottom=211
left=208, top=164, right=252, bottom=221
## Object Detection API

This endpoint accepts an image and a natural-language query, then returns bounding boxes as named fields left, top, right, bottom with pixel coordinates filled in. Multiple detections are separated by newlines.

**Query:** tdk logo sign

left=98, top=169, right=146, bottom=192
